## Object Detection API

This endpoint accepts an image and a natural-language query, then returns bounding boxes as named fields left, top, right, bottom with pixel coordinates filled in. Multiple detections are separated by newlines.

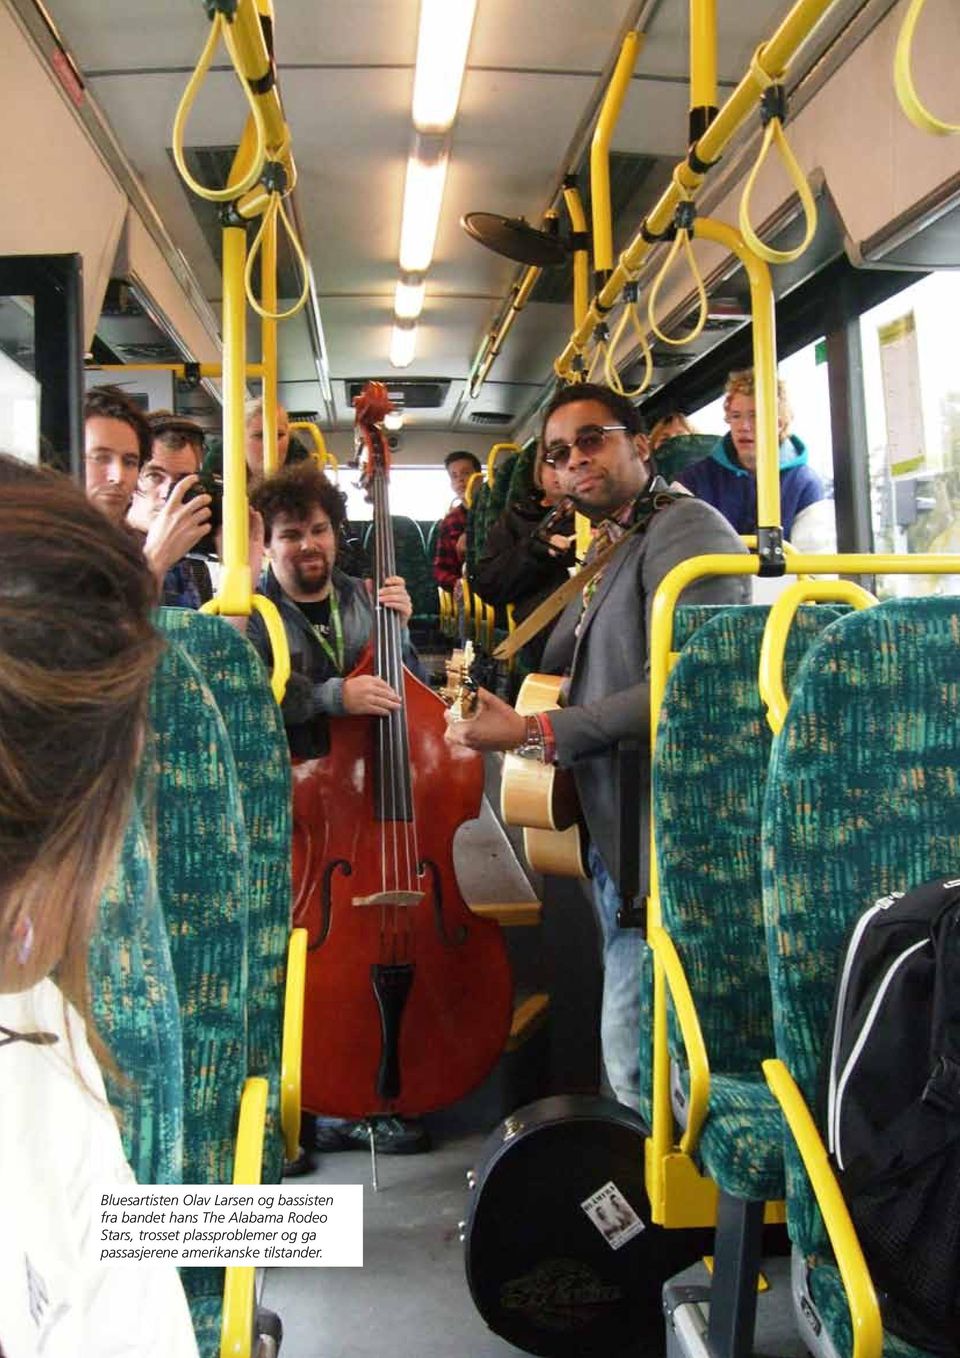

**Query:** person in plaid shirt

left=432, top=450, right=481, bottom=590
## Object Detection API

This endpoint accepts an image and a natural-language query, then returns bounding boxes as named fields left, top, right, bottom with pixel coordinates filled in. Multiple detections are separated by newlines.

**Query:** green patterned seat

left=763, top=598, right=960, bottom=1358
left=149, top=637, right=250, bottom=1349
left=157, top=609, right=291, bottom=1186
left=654, top=605, right=842, bottom=1201
left=90, top=803, right=184, bottom=1186
left=652, top=433, right=718, bottom=484
left=364, top=515, right=437, bottom=626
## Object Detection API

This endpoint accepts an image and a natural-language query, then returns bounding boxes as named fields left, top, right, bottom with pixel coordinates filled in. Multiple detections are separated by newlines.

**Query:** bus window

left=860, top=272, right=960, bottom=597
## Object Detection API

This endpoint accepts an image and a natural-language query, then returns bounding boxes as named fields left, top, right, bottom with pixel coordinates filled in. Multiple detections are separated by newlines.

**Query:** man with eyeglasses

left=126, top=412, right=213, bottom=607
left=675, top=368, right=826, bottom=538
left=446, top=381, right=749, bottom=1113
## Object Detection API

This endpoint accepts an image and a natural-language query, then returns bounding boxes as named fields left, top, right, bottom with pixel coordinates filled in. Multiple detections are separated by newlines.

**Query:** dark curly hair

left=251, top=462, right=345, bottom=544
left=540, top=381, right=647, bottom=446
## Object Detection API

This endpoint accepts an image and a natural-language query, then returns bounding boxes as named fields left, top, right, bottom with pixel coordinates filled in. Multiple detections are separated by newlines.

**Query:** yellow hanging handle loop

left=171, top=12, right=267, bottom=202
left=201, top=593, right=291, bottom=705
left=647, top=172, right=708, bottom=347
left=245, top=189, right=311, bottom=321
left=605, top=280, right=653, bottom=398
left=894, top=0, right=960, bottom=136
left=739, top=46, right=818, bottom=265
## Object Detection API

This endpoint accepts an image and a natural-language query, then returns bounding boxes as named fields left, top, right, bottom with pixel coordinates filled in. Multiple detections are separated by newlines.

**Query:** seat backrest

left=157, top=609, right=291, bottom=1185
left=365, top=516, right=436, bottom=623
left=149, top=637, right=250, bottom=1187
left=655, top=605, right=843, bottom=1080
left=653, top=433, right=718, bottom=484
left=763, top=597, right=960, bottom=1257
left=90, top=802, right=184, bottom=1186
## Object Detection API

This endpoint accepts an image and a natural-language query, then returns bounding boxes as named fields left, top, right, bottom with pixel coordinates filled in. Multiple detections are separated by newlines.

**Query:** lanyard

left=310, top=587, right=345, bottom=673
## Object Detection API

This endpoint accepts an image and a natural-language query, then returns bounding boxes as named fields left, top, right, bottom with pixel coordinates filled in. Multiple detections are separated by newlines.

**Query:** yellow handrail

left=738, top=46, right=818, bottom=265
left=894, top=0, right=960, bottom=136
left=764, top=1060, right=883, bottom=1358
left=486, top=442, right=520, bottom=485
left=647, top=925, right=712, bottom=1156
left=464, top=469, right=484, bottom=510
left=219, top=1075, right=268, bottom=1358
left=590, top=31, right=641, bottom=276
left=201, top=593, right=291, bottom=705
left=693, top=217, right=780, bottom=537
left=562, top=183, right=590, bottom=332
left=758, top=579, right=877, bottom=733
left=280, top=928, right=307, bottom=1162
left=289, top=420, right=335, bottom=470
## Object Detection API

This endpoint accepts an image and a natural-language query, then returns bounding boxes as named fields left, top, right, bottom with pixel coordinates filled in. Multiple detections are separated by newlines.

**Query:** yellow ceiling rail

left=590, top=30, right=642, bottom=279
left=689, top=0, right=718, bottom=119
left=555, top=0, right=837, bottom=378
left=561, top=182, right=590, bottom=331
left=894, top=0, right=960, bottom=135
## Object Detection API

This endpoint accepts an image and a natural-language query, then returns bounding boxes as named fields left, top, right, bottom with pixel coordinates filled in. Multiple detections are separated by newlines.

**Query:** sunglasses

left=542, top=424, right=627, bottom=469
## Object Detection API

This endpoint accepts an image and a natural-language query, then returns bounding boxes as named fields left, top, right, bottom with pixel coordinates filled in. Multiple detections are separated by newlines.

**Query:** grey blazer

left=542, top=493, right=751, bottom=880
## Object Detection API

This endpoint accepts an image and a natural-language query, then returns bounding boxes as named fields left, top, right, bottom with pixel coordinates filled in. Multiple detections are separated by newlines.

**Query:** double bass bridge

left=352, top=890, right=425, bottom=908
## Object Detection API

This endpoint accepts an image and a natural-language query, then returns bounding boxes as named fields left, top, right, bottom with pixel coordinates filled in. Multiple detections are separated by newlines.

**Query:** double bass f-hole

left=418, top=858, right=468, bottom=946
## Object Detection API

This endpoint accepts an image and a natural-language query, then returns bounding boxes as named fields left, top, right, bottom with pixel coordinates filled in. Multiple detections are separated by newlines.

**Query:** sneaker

left=312, top=1116, right=430, bottom=1155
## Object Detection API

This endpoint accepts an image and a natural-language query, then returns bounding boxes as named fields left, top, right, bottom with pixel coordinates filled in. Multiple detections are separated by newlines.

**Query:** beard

left=293, top=554, right=331, bottom=594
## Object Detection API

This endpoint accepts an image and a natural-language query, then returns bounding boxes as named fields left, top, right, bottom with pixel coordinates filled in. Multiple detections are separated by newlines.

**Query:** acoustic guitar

left=500, top=672, right=590, bottom=880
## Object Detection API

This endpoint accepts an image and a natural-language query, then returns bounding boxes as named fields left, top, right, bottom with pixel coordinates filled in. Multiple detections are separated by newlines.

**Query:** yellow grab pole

left=555, top=0, right=837, bottom=377
left=261, top=204, right=279, bottom=476
left=690, top=0, right=718, bottom=124
left=218, top=222, right=252, bottom=616
left=590, top=31, right=641, bottom=279
left=85, top=362, right=265, bottom=378
left=562, top=180, right=590, bottom=332
left=693, top=218, right=781, bottom=546
left=288, top=421, right=333, bottom=468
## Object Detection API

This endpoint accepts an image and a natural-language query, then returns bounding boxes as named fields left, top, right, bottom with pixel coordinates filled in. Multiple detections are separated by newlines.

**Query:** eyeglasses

left=542, top=424, right=627, bottom=469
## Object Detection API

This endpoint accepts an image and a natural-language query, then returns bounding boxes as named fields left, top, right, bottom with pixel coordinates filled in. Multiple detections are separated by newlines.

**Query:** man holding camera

left=126, top=412, right=216, bottom=607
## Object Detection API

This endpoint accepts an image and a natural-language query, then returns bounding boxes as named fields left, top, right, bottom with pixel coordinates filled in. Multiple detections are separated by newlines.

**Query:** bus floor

left=260, top=1128, right=526, bottom=1357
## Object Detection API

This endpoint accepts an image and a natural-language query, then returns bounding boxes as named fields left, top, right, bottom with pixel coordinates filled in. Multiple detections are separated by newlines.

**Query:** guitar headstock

left=440, top=641, right=479, bottom=719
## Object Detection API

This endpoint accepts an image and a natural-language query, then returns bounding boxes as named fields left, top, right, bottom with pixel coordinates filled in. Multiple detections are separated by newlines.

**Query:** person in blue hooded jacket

left=675, top=368, right=826, bottom=536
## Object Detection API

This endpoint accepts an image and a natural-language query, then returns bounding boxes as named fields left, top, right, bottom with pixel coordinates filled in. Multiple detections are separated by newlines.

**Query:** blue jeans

left=588, top=843, right=649, bottom=1115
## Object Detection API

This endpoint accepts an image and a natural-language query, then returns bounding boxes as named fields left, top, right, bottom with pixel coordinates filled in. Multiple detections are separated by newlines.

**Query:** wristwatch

left=512, top=714, right=546, bottom=761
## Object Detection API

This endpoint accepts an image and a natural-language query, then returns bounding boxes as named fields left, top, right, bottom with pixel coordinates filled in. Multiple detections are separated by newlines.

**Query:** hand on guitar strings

left=367, top=573, right=413, bottom=624
left=444, top=686, right=526, bottom=752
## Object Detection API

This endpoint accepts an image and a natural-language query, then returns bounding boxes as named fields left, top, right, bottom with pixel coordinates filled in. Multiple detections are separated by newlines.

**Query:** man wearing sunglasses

left=447, top=381, right=749, bottom=1113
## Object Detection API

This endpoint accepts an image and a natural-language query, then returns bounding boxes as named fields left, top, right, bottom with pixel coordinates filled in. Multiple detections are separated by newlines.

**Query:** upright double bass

left=291, top=382, right=513, bottom=1119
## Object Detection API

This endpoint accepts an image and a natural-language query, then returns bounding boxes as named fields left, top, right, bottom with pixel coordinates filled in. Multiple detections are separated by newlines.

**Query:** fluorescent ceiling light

left=390, top=323, right=417, bottom=369
left=383, top=409, right=405, bottom=431
left=399, top=153, right=448, bottom=273
left=412, top=0, right=477, bottom=133
left=395, top=277, right=426, bottom=321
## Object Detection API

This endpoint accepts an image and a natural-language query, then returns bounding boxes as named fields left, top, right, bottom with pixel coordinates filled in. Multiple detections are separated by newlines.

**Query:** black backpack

left=820, top=876, right=960, bottom=1356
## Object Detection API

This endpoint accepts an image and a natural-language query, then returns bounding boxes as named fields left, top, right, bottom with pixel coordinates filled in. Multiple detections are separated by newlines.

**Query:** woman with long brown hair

left=0, top=456, right=198, bottom=1357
